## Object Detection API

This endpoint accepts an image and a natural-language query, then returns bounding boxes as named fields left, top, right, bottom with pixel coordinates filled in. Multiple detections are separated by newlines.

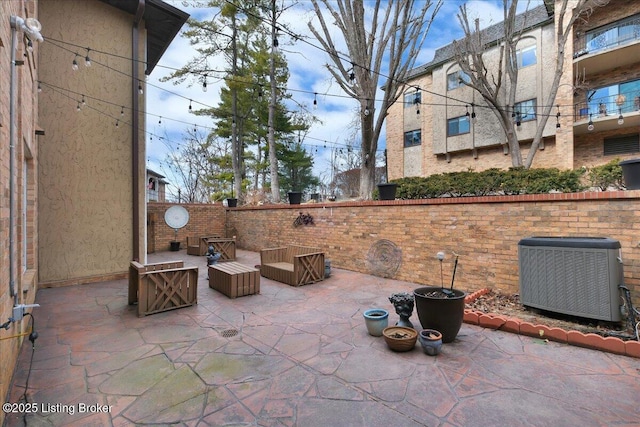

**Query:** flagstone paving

left=5, top=249, right=640, bottom=426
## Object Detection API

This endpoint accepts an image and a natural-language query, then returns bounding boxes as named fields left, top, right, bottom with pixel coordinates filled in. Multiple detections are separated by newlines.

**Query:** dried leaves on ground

left=465, top=290, right=637, bottom=341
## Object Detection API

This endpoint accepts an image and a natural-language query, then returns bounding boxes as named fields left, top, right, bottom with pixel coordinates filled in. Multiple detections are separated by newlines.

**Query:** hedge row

left=387, top=160, right=623, bottom=200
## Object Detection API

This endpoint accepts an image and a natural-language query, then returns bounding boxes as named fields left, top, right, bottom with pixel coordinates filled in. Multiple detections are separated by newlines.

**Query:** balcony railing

left=574, top=90, right=640, bottom=122
left=574, top=14, right=640, bottom=58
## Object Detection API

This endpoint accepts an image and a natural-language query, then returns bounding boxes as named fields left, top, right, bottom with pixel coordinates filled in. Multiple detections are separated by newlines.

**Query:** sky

left=145, top=0, right=546, bottom=189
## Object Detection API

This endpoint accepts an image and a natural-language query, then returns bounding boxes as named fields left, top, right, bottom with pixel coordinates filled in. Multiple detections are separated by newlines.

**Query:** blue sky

left=146, top=0, right=545, bottom=186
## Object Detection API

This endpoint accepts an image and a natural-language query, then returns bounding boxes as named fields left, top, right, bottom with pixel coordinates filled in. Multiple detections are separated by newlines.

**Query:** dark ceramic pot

left=620, top=159, right=640, bottom=189
left=226, top=198, right=238, bottom=207
left=377, top=183, right=397, bottom=200
left=414, top=286, right=466, bottom=343
left=288, top=192, right=302, bottom=204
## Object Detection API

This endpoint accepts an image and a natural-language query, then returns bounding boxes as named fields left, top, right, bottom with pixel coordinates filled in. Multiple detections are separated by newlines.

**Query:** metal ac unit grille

left=518, top=237, right=622, bottom=322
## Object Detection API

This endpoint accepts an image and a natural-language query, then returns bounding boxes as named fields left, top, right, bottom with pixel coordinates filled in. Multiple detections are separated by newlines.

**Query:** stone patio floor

left=5, top=249, right=640, bottom=426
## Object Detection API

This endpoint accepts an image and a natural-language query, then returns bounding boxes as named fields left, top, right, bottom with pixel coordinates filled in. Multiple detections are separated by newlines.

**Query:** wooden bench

left=128, top=261, right=198, bottom=317
left=206, top=237, right=236, bottom=261
left=209, top=262, right=260, bottom=298
left=187, top=235, right=221, bottom=256
left=260, top=245, right=325, bottom=286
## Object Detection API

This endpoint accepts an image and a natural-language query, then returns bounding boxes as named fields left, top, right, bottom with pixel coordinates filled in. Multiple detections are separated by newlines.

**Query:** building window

left=603, top=134, right=639, bottom=156
left=404, top=129, right=421, bottom=147
left=447, top=116, right=470, bottom=136
left=447, top=70, right=470, bottom=90
left=404, top=91, right=421, bottom=108
left=516, top=45, right=536, bottom=68
left=514, top=99, right=536, bottom=122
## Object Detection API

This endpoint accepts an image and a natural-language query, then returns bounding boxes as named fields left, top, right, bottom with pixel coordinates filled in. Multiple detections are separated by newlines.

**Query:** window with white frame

left=514, top=99, right=536, bottom=122
left=404, top=129, right=421, bottom=147
left=404, top=91, right=421, bottom=108
left=516, top=45, right=537, bottom=68
left=447, top=70, right=471, bottom=90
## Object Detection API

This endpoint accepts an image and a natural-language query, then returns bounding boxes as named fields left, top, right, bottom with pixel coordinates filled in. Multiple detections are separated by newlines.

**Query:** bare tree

left=308, top=0, right=443, bottom=199
left=159, top=129, right=232, bottom=203
left=453, top=0, right=608, bottom=168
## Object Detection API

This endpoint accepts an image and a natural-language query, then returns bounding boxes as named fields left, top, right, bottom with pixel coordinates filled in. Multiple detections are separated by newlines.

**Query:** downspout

left=9, top=18, right=20, bottom=304
left=132, top=0, right=145, bottom=262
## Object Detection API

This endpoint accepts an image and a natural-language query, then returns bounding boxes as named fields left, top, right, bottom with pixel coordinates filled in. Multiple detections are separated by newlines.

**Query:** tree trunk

left=268, top=0, right=280, bottom=202
left=359, top=108, right=376, bottom=198
left=230, top=20, right=242, bottom=202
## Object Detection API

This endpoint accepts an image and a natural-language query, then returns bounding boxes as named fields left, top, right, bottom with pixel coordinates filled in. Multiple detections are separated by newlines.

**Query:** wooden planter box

left=129, top=261, right=198, bottom=317
left=209, top=262, right=260, bottom=298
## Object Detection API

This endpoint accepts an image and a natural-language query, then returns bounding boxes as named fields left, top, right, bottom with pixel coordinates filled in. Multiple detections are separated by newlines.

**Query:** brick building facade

left=387, top=0, right=640, bottom=180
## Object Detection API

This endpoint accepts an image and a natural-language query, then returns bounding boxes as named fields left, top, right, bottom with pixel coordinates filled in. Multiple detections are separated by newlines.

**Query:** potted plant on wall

left=413, top=251, right=466, bottom=343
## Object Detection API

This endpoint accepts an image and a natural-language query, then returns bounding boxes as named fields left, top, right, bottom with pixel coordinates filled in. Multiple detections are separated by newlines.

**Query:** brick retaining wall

left=229, top=192, right=640, bottom=306
left=149, top=193, right=640, bottom=306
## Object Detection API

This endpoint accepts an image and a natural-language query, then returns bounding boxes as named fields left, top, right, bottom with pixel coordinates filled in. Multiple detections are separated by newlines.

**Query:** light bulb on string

left=588, top=114, right=594, bottom=131
left=37, top=82, right=42, bottom=92
left=72, top=55, right=79, bottom=71
left=363, top=99, right=370, bottom=116
left=313, top=93, right=317, bottom=110
left=556, top=105, right=561, bottom=129
left=188, top=99, right=192, bottom=111
left=115, top=119, right=119, bottom=128
left=76, top=102, right=81, bottom=112
left=618, top=109, right=624, bottom=125
left=81, top=95, right=86, bottom=105
left=202, top=74, right=208, bottom=92
left=27, top=40, right=33, bottom=52
left=85, top=49, right=91, bottom=67
left=465, top=105, right=470, bottom=118
left=138, top=84, right=143, bottom=95
left=120, top=106, right=124, bottom=116
left=158, top=116, right=162, bottom=124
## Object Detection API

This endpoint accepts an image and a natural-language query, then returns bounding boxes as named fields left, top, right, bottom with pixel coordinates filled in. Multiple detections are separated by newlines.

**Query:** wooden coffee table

left=208, top=262, right=259, bottom=298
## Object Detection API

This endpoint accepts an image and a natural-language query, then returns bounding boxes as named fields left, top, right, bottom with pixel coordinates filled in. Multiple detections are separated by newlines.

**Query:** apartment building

left=387, top=0, right=640, bottom=180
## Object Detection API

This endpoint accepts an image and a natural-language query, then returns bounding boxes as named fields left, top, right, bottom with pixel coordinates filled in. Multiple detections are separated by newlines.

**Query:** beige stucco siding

left=38, top=0, right=146, bottom=283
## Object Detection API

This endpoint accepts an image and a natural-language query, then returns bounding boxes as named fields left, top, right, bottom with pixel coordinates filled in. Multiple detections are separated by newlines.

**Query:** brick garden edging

left=464, top=288, right=640, bottom=359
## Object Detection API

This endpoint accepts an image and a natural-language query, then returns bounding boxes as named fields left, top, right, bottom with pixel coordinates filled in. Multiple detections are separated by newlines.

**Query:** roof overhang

left=98, top=0, right=189, bottom=74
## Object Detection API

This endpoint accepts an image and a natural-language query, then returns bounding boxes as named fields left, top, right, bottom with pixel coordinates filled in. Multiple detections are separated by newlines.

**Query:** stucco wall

left=38, top=0, right=146, bottom=286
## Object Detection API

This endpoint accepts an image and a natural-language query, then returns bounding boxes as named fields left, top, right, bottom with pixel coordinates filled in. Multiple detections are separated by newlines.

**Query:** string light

left=72, top=55, right=79, bottom=71
left=588, top=114, right=594, bottom=131
left=188, top=99, right=192, bottom=111
left=555, top=105, right=561, bottom=129
left=202, top=74, right=207, bottom=92
left=158, top=116, right=162, bottom=124
left=81, top=94, right=86, bottom=105
left=84, top=48, right=91, bottom=67
left=76, top=101, right=81, bottom=112
left=618, top=109, right=624, bottom=125
left=138, top=84, right=143, bottom=95
left=364, top=100, right=370, bottom=116
left=313, top=93, right=317, bottom=110
left=120, top=106, right=124, bottom=116
left=115, top=119, right=119, bottom=127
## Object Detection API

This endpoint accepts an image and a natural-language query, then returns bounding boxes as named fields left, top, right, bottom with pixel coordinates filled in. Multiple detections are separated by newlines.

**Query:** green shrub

left=392, top=167, right=585, bottom=200
left=586, top=159, right=623, bottom=191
